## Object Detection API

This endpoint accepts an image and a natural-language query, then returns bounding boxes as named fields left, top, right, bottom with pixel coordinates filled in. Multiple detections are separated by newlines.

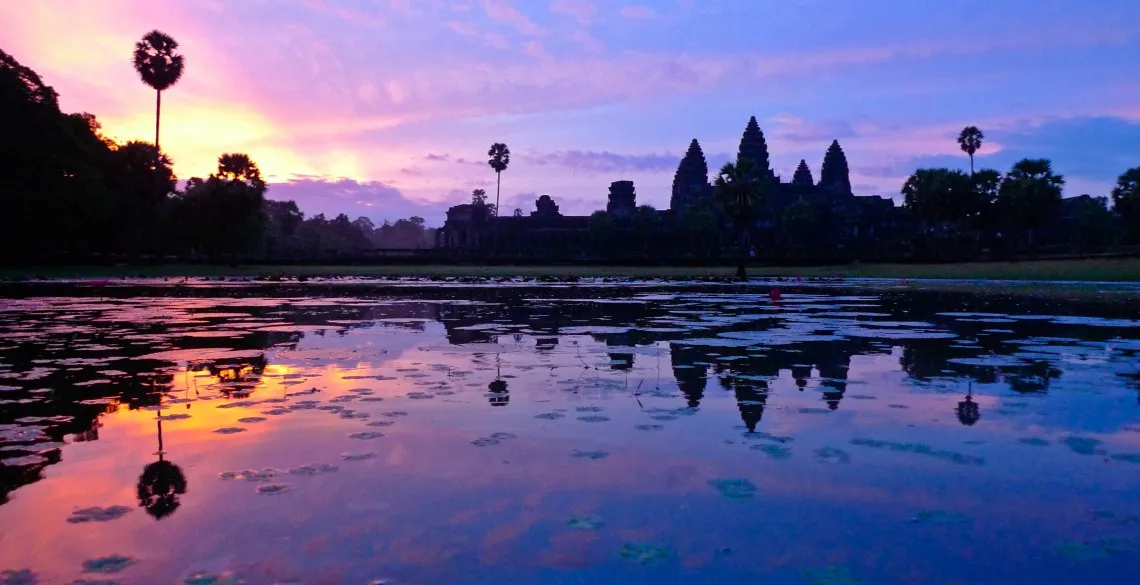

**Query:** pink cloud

left=569, top=29, right=605, bottom=53
left=620, top=5, right=657, bottom=19
left=481, top=0, right=544, bottom=35
left=550, top=0, right=597, bottom=23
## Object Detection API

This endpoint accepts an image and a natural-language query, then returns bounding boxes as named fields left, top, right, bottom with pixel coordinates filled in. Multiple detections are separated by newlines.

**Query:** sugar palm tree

left=957, top=126, right=984, bottom=175
left=714, top=159, right=767, bottom=279
left=133, top=30, right=184, bottom=160
left=487, top=143, right=510, bottom=216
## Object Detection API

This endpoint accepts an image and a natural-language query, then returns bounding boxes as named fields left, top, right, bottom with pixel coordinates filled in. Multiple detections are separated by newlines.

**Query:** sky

left=4, top=0, right=1139, bottom=225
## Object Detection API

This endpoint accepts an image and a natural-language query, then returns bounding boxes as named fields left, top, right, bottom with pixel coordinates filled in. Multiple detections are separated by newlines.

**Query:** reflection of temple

left=437, top=116, right=912, bottom=258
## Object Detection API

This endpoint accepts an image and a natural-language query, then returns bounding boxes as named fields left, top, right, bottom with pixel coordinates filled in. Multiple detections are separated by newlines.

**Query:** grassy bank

left=3, top=257, right=1140, bottom=282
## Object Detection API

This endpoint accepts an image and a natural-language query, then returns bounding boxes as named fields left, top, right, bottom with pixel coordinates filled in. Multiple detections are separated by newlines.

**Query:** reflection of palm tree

left=956, top=385, right=981, bottom=426
left=488, top=357, right=509, bottom=406
left=137, top=413, right=187, bottom=520
left=732, top=379, right=768, bottom=433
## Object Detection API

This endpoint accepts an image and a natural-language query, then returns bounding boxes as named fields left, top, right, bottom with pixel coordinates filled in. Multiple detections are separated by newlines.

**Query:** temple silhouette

left=436, top=116, right=908, bottom=258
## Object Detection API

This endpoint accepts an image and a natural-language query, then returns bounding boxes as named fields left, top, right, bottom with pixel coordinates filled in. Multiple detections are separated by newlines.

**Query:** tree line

left=0, top=35, right=432, bottom=264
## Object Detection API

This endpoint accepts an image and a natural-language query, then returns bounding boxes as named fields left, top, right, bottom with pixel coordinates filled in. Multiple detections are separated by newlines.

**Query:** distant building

left=436, top=116, right=913, bottom=259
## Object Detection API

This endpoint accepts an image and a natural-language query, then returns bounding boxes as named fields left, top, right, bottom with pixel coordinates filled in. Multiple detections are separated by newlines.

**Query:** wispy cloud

left=481, top=0, right=544, bottom=35
left=550, top=0, right=596, bottom=23
left=524, top=150, right=679, bottom=174
left=620, top=5, right=657, bottom=19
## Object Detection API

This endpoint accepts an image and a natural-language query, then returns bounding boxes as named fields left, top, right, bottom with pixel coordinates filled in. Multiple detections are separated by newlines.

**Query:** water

left=0, top=279, right=1138, bottom=584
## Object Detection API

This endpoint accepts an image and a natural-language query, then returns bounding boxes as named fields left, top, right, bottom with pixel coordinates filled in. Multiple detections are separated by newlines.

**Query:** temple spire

left=792, top=159, right=813, bottom=186
left=737, top=116, right=771, bottom=178
left=671, top=139, right=710, bottom=211
left=819, top=139, right=851, bottom=194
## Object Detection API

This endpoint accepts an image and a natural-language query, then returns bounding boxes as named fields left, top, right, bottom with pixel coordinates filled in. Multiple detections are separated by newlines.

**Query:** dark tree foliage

left=901, top=168, right=977, bottom=225
left=737, top=115, right=770, bottom=177
left=1111, top=167, right=1140, bottom=231
left=714, top=158, right=769, bottom=279
left=997, top=159, right=1065, bottom=247
left=781, top=197, right=816, bottom=245
left=819, top=140, right=851, bottom=193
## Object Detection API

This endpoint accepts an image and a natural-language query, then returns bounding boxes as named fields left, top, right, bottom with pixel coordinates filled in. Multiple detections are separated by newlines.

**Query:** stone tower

left=607, top=180, right=636, bottom=219
left=670, top=139, right=710, bottom=212
left=819, top=140, right=852, bottom=194
left=737, top=115, right=772, bottom=180
left=792, top=159, right=813, bottom=187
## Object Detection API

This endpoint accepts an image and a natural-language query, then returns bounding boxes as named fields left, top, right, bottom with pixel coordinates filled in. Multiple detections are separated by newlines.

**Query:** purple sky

left=5, top=0, right=1139, bottom=224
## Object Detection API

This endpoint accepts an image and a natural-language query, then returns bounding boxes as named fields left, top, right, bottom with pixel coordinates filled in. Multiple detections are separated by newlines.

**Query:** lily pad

left=618, top=543, right=673, bottom=564
left=911, top=510, right=971, bottom=525
left=534, top=412, right=564, bottom=420
left=156, top=413, right=190, bottom=421
left=814, top=447, right=851, bottom=464
left=567, top=514, right=605, bottom=530
left=67, top=505, right=131, bottom=524
left=751, top=444, right=792, bottom=459
left=634, top=424, right=664, bottom=431
left=256, top=483, right=291, bottom=495
left=342, top=452, right=377, bottom=461
left=570, top=449, right=609, bottom=460
left=81, top=554, right=135, bottom=574
left=577, top=415, right=610, bottom=423
left=366, top=420, right=395, bottom=427
left=708, top=478, right=757, bottom=499
left=0, top=569, right=36, bottom=585
left=212, top=427, right=247, bottom=435
left=349, top=431, right=385, bottom=440
left=237, top=417, right=266, bottom=424
left=1061, top=436, right=1104, bottom=455
left=1110, top=453, right=1140, bottom=463
left=288, top=463, right=339, bottom=476
left=575, top=406, right=604, bottom=412
left=1018, top=437, right=1050, bottom=446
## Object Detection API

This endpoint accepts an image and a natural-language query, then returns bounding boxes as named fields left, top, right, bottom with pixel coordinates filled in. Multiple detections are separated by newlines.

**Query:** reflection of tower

left=137, top=406, right=187, bottom=520
left=791, top=364, right=811, bottom=392
left=488, top=358, right=509, bottom=406
left=670, top=344, right=708, bottom=408
left=816, top=349, right=851, bottom=411
left=733, top=380, right=769, bottom=432
left=956, top=384, right=981, bottom=426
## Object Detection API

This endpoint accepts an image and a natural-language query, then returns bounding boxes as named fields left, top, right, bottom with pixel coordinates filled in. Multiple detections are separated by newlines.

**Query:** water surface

left=1, top=279, right=1138, bottom=584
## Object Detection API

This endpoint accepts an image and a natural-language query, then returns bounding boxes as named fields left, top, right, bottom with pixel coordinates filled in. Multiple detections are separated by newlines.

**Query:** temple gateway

left=436, top=116, right=912, bottom=260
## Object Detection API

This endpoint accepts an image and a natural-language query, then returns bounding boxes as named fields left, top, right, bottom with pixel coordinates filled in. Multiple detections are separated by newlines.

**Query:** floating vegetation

left=0, top=570, right=36, bottom=585
left=910, top=510, right=971, bottom=525
left=237, top=417, right=266, bottom=424
left=570, top=449, right=609, bottom=460
left=744, top=431, right=793, bottom=444
left=814, top=447, right=851, bottom=464
left=289, top=463, right=339, bottom=476
left=380, top=411, right=408, bottom=418
left=1110, top=453, right=1140, bottom=463
left=708, top=478, right=758, bottom=499
left=567, top=514, right=605, bottom=530
left=0, top=455, right=47, bottom=467
left=218, top=468, right=278, bottom=482
left=534, top=412, right=564, bottom=420
left=256, top=483, right=291, bottom=496
left=750, top=443, right=792, bottom=459
left=81, top=554, right=135, bottom=574
left=212, top=427, right=247, bottom=435
left=342, top=452, right=377, bottom=461
left=849, top=438, right=985, bottom=466
left=802, top=565, right=861, bottom=585
left=406, top=392, right=434, bottom=399
left=155, top=413, right=190, bottom=421
left=471, top=432, right=517, bottom=446
left=366, top=420, right=395, bottom=427
left=634, top=424, right=664, bottom=431
left=1061, top=436, right=1105, bottom=456
left=575, top=406, right=604, bottom=412
left=359, top=397, right=386, bottom=402
left=1018, top=437, right=1050, bottom=446
left=349, top=431, right=386, bottom=440
left=339, top=411, right=371, bottom=420
left=261, top=408, right=290, bottom=416
left=577, top=415, right=610, bottom=423
left=67, top=505, right=131, bottom=523
left=618, top=543, right=673, bottom=564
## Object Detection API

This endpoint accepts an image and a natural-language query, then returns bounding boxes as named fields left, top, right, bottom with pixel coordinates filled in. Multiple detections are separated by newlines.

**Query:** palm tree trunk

left=152, top=89, right=163, bottom=259
left=493, top=171, right=500, bottom=259
left=155, top=89, right=161, bottom=153
left=969, top=153, right=974, bottom=175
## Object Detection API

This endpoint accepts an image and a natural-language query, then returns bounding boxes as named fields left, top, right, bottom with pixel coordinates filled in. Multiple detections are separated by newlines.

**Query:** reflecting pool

left=0, top=279, right=1138, bottom=584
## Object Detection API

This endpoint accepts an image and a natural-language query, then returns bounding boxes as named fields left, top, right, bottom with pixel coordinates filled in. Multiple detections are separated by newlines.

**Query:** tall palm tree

left=487, top=143, right=510, bottom=216
left=957, top=126, right=984, bottom=175
left=714, top=159, right=767, bottom=280
left=487, top=143, right=510, bottom=256
left=133, top=30, right=184, bottom=161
